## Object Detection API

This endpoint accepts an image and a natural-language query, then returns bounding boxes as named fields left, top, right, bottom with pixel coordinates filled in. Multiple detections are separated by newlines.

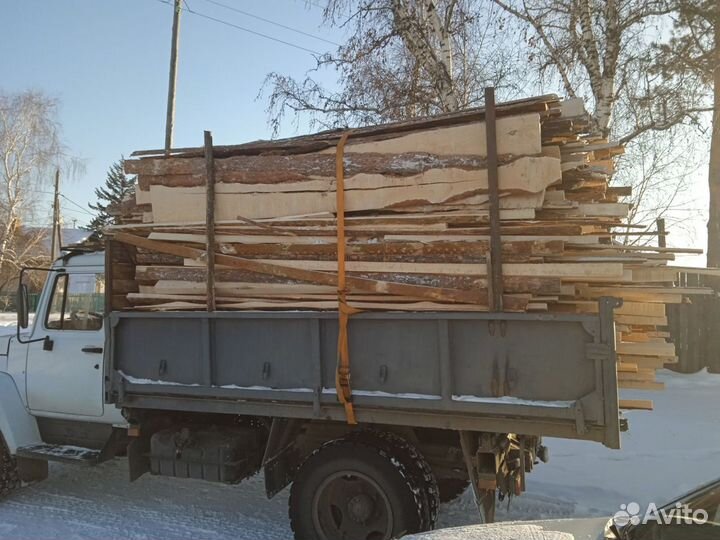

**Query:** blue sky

left=1, top=0, right=341, bottom=227
left=0, top=0, right=710, bottom=262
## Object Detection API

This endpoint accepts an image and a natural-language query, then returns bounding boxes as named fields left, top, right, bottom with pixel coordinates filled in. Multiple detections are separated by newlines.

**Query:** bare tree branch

left=0, top=91, right=63, bottom=288
left=263, top=0, right=523, bottom=133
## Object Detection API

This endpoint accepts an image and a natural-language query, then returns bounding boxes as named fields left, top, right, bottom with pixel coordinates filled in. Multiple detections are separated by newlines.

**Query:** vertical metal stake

left=204, top=130, right=216, bottom=312
left=105, top=241, right=114, bottom=316
left=656, top=218, right=667, bottom=248
left=485, top=87, right=503, bottom=312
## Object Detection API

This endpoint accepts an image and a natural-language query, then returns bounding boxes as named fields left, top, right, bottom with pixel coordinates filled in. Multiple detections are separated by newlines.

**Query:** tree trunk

left=707, top=25, right=720, bottom=268
left=391, top=0, right=459, bottom=113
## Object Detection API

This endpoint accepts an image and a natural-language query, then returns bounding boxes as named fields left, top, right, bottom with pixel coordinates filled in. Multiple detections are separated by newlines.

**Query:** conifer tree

left=86, top=159, right=135, bottom=235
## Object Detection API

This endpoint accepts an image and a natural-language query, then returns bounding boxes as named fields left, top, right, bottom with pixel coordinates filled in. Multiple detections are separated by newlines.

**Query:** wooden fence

left=667, top=273, right=720, bottom=373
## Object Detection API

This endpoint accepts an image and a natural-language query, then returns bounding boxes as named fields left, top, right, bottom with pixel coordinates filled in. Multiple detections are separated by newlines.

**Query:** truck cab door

left=26, top=271, right=106, bottom=417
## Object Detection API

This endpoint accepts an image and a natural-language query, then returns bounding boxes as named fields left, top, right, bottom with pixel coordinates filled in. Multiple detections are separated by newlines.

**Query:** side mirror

left=17, top=283, right=29, bottom=329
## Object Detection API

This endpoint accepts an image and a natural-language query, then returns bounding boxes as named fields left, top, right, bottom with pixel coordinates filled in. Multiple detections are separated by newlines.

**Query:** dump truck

left=0, top=247, right=625, bottom=539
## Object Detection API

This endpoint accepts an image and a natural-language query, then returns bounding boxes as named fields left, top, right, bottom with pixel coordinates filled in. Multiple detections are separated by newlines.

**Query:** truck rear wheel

left=344, top=430, right=439, bottom=530
left=0, top=438, right=20, bottom=499
left=289, top=439, right=424, bottom=540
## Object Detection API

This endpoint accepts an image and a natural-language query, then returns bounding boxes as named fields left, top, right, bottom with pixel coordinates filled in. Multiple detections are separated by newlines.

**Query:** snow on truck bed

left=1, top=369, right=719, bottom=539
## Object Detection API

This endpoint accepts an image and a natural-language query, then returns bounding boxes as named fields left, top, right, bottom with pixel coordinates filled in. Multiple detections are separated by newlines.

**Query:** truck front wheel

left=0, top=438, right=20, bottom=499
left=289, top=439, right=424, bottom=540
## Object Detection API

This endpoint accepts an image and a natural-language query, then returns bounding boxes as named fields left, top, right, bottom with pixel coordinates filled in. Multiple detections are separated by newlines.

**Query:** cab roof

left=56, top=250, right=105, bottom=269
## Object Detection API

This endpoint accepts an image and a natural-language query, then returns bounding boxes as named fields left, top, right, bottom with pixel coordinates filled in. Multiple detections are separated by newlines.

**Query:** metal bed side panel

left=107, top=307, right=619, bottom=447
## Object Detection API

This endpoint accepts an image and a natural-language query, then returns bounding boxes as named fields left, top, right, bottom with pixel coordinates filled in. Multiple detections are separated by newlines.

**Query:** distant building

left=0, top=227, right=93, bottom=306
left=27, top=227, right=93, bottom=254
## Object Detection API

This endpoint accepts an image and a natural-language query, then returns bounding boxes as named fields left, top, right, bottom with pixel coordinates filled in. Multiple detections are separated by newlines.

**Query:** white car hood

left=407, top=517, right=609, bottom=540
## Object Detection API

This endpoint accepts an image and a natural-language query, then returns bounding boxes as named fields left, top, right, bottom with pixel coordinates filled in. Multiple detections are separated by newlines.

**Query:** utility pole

left=50, top=169, right=62, bottom=260
left=165, top=0, right=182, bottom=155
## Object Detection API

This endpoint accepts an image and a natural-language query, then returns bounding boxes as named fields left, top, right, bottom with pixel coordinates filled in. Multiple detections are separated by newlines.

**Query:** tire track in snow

left=0, top=460, right=291, bottom=539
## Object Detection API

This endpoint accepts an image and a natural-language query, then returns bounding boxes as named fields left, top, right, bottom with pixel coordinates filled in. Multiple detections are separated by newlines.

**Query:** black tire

left=345, top=430, right=439, bottom=531
left=289, top=439, right=424, bottom=540
left=0, top=437, right=20, bottom=500
left=437, top=478, right=470, bottom=503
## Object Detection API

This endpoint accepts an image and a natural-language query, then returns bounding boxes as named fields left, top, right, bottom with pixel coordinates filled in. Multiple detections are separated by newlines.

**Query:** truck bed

left=106, top=298, right=621, bottom=448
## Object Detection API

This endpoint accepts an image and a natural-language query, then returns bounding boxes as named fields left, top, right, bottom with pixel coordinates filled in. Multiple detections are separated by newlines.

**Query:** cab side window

left=46, top=273, right=105, bottom=331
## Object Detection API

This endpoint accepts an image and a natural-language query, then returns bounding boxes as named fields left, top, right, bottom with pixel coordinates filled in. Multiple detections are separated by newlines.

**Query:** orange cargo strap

left=335, top=132, right=360, bottom=425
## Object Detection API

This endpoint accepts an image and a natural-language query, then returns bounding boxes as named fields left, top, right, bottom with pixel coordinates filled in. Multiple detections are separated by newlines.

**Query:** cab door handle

left=82, top=346, right=103, bottom=354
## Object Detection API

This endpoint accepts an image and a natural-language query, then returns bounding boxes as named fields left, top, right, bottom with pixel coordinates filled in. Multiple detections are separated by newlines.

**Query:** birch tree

left=492, top=0, right=713, bottom=246
left=0, top=91, right=62, bottom=289
left=264, top=0, right=522, bottom=132
left=489, top=0, right=712, bottom=139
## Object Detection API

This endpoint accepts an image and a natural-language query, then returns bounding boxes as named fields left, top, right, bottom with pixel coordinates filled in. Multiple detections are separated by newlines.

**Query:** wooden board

left=618, top=381, right=665, bottom=391
left=616, top=341, right=677, bottom=358
left=183, top=258, right=626, bottom=279
left=619, top=399, right=654, bottom=411
left=127, top=113, right=543, bottom=177
left=148, top=156, right=561, bottom=223
left=322, top=113, right=542, bottom=156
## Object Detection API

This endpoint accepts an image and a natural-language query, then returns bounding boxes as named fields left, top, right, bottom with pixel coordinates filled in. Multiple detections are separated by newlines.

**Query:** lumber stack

left=110, top=94, right=711, bottom=401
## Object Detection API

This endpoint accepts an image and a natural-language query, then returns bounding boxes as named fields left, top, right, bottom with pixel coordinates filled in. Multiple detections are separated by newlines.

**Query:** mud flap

left=128, top=433, right=151, bottom=482
left=263, top=418, right=304, bottom=498
left=16, top=457, right=48, bottom=483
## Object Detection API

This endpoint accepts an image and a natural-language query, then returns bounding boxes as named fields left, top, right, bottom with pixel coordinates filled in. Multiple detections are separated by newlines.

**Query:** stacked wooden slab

left=110, top=94, right=712, bottom=405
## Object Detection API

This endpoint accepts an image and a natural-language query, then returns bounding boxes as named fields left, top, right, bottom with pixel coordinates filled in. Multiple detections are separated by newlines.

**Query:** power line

left=61, top=207, right=93, bottom=218
left=295, top=0, right=328, bottom=11
left=59, top=194, right=95, bottom=217
left=186, top=5, right=325, bottom=55
left=152, top=0, right=325, bottom=55
left=197, top=0, right=340, bottom=46
left=25, top=189, right=95, bottom=217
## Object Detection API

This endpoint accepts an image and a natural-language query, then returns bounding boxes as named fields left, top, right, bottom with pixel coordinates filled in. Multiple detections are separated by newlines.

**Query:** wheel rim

left=311, top=470, right=394, bottom=540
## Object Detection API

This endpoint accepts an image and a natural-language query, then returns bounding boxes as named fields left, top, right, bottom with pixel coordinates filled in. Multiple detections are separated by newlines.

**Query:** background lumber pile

left=110, top=94, right=711, bottom=402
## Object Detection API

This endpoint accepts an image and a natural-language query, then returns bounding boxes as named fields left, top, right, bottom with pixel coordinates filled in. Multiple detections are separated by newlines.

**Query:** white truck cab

left=0, top=251, right=124, bottom=473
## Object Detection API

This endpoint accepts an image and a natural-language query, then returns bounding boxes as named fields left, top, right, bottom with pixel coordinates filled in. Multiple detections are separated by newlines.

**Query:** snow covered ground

left=409, top=518, right=609, bottom=540
left=0, top=368, right=718, bottom=538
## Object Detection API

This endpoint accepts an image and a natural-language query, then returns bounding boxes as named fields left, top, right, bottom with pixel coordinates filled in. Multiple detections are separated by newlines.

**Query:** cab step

left=16, top=444, right=101, bottom=465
